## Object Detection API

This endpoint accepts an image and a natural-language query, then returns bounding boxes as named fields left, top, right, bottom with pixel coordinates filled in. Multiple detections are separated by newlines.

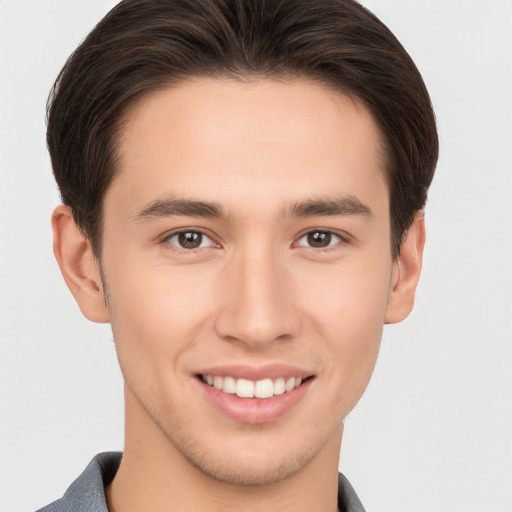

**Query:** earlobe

left=384, top=211, right=426, bottom=324
left=52, top=205, right=110, bottom=323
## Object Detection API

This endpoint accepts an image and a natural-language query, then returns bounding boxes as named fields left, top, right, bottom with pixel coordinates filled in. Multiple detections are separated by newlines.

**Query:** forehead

left=109, top=78, right=387, bottom=218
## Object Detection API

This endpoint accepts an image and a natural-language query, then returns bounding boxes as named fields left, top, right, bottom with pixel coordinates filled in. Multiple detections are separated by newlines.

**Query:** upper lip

left=195, top=363, right=314, bottom=381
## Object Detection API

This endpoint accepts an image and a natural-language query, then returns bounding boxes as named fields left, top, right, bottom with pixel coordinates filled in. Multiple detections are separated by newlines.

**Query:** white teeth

left=273, top=377, right=285, bottom=395
left=254, top=378, right=273, bottom=399
left=236, top=378, right=255, bottom=398
left=213, top=376, right=223, bottom=390
left=223, top=376, right=236, bottom=394
left=285, top=377, right=295, bottom=392
left=202, top=374, right=306, bottom=398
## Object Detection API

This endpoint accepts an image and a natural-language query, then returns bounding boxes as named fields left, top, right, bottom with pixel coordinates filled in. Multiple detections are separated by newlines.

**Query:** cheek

left=299, top=255, right=392, bottom=333
left=298, top=258, right=390, bottom=391
left=104, top=259, right=219, bottom=381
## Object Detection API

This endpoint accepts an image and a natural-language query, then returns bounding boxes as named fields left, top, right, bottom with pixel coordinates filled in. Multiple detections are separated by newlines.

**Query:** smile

left=201, top=375, right=303, bottom=398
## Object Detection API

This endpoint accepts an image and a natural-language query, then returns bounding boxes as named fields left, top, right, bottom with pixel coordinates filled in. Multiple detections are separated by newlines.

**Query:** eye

left=296, top=230, right=343, bottom=249
left=164, top=230, right=216, bottom=250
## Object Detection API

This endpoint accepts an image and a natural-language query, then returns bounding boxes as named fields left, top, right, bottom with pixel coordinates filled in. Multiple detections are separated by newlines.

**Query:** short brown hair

left=47, top=0, right=438, bottom=257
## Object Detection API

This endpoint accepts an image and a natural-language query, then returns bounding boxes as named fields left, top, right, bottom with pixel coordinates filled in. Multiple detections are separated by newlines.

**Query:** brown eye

left=307, top=231, right=331, bottom=247
left=166, top=231, right=214, bottom=250
left=297, top=230, right=342, bottom=249
left=178, top=232, right=202, bottom=248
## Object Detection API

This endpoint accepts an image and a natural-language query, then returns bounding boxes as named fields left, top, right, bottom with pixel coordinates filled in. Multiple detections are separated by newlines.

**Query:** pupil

left=308, top=231, right=331, bottom=248
left=178, top=232, right=201, bottom=249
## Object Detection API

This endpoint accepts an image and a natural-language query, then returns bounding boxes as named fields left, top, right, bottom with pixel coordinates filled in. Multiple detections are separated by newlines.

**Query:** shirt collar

left=39, top=452, right=365, bottom=512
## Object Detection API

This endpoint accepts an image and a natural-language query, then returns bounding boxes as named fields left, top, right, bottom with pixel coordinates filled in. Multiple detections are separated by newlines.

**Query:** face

left=99, top=79, right=397, bottom=485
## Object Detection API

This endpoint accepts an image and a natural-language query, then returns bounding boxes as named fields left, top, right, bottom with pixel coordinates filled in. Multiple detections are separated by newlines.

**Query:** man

left=39, top=0, right=438, bottom=510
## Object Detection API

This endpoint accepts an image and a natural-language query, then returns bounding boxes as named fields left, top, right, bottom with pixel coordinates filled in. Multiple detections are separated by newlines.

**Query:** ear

left=384, top=211, right=426, bottom=324
left=52, top=205, right=110, bottom=323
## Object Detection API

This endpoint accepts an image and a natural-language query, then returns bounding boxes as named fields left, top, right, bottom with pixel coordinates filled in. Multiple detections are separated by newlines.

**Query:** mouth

left=199, top=374, right=307, bottom=399
left=195, top=369, right=314, bottom=424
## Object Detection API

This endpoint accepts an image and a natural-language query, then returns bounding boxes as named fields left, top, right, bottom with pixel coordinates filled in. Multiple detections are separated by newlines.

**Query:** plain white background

left=0, top=1, right=511, bottom=511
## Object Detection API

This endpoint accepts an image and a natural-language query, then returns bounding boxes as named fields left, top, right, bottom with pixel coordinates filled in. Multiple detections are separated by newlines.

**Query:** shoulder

left=338, top=472, right=366, bottom=512
left=36, top=452, right=122, bottom=512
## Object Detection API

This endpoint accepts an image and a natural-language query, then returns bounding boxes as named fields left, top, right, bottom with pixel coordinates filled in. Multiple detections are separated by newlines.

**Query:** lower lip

left=198, top=378, right=313, bottom=425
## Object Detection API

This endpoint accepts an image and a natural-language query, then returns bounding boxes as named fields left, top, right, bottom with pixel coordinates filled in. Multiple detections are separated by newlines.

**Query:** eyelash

left=294, top=230, right=346, bottom=250
left=159, top=229, right=217, bottom=252
left=159, top=228, right=349, bottom=252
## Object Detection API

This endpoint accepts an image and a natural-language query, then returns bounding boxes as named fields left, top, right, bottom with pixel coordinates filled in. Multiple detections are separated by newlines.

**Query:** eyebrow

left=287, top=196, right=372, bottom=218
left=134, top=197, right=225, bottom=221
left=133, top=194, right=372, bottom=222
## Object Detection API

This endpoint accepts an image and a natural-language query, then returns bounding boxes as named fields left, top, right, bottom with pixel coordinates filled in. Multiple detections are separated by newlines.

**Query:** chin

left=183, top=446, right=316, bottom=486
left=159, top=417, right=340, bottom=487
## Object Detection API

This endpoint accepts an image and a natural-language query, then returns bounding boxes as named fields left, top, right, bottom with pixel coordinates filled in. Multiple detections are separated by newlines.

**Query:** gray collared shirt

left=36, top=452, right=366, bottom=512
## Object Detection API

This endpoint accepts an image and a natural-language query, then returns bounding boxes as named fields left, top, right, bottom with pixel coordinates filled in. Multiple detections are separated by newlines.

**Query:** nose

left=214, top=248, right=301, bottom=349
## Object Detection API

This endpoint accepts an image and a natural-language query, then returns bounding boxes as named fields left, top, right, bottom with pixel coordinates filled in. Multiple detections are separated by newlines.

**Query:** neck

left=106, top=387, right=342, bottom=512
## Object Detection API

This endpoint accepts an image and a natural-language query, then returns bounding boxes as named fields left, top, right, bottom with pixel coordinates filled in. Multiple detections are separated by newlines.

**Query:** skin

left=52, top=79, right=425, bottom=512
